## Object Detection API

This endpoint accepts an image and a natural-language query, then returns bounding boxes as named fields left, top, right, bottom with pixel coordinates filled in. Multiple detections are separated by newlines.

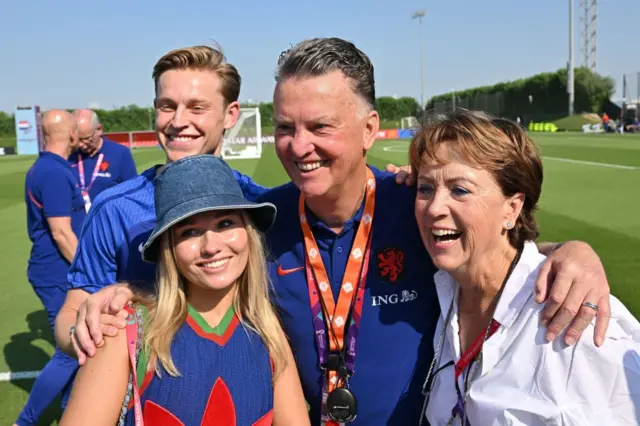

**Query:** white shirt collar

left=433, top=241, right=547, bottom=329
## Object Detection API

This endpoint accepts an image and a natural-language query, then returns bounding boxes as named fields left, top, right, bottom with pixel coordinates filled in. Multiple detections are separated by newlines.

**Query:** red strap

left=125, top=305, right=145, bottom=426
left=454, top=319, right=501, bottom=381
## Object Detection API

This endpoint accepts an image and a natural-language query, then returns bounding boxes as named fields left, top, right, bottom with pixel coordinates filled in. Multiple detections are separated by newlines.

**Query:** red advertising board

left=104, top=132, right=131, bottom=145
left=132, top=131, right=159, bottom=147
left=376, top=129, right=399, bottom=139
left=104, top=131, right=158, bottom=148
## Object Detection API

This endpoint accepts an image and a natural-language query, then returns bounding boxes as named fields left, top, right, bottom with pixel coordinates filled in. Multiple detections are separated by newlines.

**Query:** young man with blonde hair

left=55, top=44, right=264, bottom=356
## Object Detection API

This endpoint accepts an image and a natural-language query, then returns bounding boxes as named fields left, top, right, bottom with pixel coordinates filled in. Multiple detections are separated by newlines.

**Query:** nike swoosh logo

left=277, top=265, right=304, bottom=276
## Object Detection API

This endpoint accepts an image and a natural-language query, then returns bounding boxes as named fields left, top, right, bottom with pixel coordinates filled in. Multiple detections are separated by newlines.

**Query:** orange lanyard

left=298, top=167, right=376, bottom=413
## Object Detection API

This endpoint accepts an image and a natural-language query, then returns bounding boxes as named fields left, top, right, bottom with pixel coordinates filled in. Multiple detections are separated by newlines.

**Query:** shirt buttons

left=337, top=246, right=343, bottom=253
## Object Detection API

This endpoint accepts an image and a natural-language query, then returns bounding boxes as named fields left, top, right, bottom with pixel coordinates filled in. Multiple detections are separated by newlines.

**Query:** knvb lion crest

left=375, top=248, right=405, bottom=283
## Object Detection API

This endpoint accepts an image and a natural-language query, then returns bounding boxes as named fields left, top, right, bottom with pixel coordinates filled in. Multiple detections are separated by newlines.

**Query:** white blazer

left=424, top=241, right=640, bottom=425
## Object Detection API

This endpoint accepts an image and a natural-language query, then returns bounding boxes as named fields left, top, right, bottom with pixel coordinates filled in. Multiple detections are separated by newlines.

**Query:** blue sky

left=2, top=0, right=638, bottom=113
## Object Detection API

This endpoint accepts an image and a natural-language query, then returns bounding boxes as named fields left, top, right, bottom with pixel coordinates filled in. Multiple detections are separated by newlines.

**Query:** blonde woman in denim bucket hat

left=60, top=155, right=310, bottom=426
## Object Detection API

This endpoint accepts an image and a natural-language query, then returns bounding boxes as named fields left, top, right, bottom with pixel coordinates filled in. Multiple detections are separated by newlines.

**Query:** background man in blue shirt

left=67, top=39, right=613, bottom=426
left=68, top=109, right=138, bottom=212
left=18, top=110, right=85, bottom=426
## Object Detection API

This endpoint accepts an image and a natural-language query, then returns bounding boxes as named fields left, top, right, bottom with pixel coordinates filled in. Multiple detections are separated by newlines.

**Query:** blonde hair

left=409, top=109, right=543, bottom=248
left=152, top=43, right=241, bottom=106
left=141, top=212, right=287, bottom=381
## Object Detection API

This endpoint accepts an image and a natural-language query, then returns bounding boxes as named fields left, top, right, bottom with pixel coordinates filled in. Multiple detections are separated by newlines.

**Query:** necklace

left=419, top=248, right=522, bottom=426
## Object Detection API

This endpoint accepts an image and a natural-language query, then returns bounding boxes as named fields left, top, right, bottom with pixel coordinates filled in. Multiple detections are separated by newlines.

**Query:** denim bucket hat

left=141, top=154, right=276, bottom=263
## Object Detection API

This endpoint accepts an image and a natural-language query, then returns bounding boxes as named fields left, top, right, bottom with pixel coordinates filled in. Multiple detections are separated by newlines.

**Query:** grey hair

left=72, top=109, right=101, bottom=130
left=275, top=37, right=376, bottom=110
left=88, top=110, right=100, bottom=130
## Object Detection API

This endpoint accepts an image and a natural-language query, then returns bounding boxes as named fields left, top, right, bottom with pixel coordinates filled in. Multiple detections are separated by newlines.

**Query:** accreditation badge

left=82, top=190, right=92, bottom=213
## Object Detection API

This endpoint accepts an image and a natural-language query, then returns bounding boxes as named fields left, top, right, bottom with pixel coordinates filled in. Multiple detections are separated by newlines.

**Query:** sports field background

left=1, top=133, right=639, bottom=424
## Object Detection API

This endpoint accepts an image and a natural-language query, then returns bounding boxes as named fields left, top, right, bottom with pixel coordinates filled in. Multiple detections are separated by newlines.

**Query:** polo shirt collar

left=78, top=140, right=104, bottom=159
left=300, top=166, right=374, bottom=235
left=304, top=195, right=366, bottom=236
left=40, top=151, right=71, bottom=168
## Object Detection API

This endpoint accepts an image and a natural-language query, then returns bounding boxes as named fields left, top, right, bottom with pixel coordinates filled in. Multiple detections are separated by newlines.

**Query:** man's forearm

left=53, top=230, right=78, bottom=263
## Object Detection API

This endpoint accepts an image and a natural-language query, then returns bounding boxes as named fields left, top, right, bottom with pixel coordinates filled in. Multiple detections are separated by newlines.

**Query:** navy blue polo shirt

left=67, top=165, right=266, bottom=293
left=259, top=165, right=440, bottom=426
left=68, top=138, right=138, bottom=202
left=25, top=151, right=86, bottom=286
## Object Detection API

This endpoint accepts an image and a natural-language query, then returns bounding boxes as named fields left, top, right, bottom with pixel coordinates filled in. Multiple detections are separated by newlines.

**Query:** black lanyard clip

left=321, top=351, right=350, bottom=378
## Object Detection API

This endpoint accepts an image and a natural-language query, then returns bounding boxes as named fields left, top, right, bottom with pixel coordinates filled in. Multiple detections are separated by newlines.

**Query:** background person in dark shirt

left=17, top=110, right=86, bottom=426
left=68, top=109, right=137, bottom=212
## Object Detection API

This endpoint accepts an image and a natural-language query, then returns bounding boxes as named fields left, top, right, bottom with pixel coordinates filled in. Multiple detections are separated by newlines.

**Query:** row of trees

left=0, top=106, right=158, bottom=138
left=245, top=96, right=420, bottom=129
left=426, top=67, right=615, bottom=122
left=0, top=68, right=614, bottom=137
left=0, top=112, right=15, bottom=136
left=0, top=96, right=421, bottom=137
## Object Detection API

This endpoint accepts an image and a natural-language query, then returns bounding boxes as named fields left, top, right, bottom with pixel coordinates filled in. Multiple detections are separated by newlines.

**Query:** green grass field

left=1, top=134, right=639, bottom=424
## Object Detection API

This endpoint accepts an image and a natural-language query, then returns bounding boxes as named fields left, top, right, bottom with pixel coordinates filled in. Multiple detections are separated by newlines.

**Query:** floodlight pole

left=568, top=0, right=575, bottom=116
left=412, top=9, right=426, bottom=110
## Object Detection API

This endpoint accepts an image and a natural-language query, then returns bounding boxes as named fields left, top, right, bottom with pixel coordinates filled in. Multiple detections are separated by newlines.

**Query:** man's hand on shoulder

left=72, top=283, right=135, bottom=365
left=535, top=240, right=611, bottom=347
left=385, top=163, right=416, bottom=186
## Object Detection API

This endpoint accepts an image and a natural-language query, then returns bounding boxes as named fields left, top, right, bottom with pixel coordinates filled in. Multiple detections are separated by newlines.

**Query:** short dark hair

left=276, top=37, right=375, bottom=109
left=409, top=110, right=543, bottom=248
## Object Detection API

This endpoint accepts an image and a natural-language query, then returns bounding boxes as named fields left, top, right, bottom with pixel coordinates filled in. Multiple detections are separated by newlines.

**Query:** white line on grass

left=542, top=156, right=639, bottom=170
left=381, top=144, right=408, bottom=153
left=0, top=370, right=41, bottom=382
left=380, top=144, right=639, bottom=170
